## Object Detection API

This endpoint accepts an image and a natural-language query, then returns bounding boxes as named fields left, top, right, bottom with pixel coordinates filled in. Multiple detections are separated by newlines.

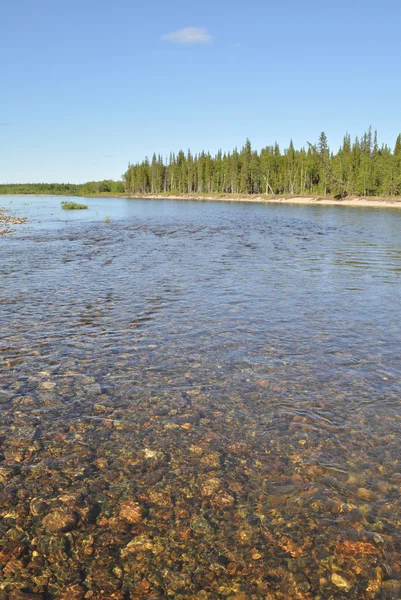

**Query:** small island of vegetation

left=61, top=201, right=88, bottom=210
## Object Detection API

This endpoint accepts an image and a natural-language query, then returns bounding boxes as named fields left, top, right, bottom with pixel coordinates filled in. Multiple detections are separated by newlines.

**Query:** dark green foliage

left=125, top=129, right=401, bottom=197
left=61, top=201, right=88, bottom=210
left=0, top=183, right=81, bottom=195
left=0, top=180, right=125, bottom=196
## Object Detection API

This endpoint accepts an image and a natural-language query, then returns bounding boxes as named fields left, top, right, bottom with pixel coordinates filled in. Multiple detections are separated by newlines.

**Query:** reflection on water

left=1, top=196, right=401, bottom=598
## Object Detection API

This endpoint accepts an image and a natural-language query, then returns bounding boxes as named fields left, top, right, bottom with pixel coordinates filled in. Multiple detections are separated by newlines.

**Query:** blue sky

left=1, top=0, right=400, bottom=183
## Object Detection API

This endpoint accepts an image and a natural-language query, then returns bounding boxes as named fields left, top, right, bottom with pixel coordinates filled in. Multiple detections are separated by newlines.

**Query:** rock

left=40, top=381, right=56, bottom=390
left=200, top=477, right=221, bottom=497
left=121, top=534, right=153, bottom=557
left=279, top=536, right=311, bottom=558
left=119, top=501, right=143, bottom=524
left=357, top=487, right=374, bottom=501
left=42, top=510, right=77, bottom=533
left=335, top=540, right=378, bottom=556
left=381, top=580, right=401, bottom=594
left=0, top=390, right=12, bottom=404
left=30, top=498, right=48, bottom=516
left=331, top=572, right=351, bottom=590
left=191, top=516, right=213, bottom=534
left=201, top=452, right=220, bottom=468
left=291, top=571, right=311, bottom=592
left=93, top=403, right=109, bottom=412
left=143, top=448, right=162, bottom=459
left=94, top=457, right=109, bottom=469
left=210, top=492, right=235, bottom=510
left=0, top=466, right=15, bottom=484
left=59, top=584, right=86, bottom=599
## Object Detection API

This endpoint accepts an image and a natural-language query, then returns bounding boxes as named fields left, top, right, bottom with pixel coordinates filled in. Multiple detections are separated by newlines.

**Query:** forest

left=125, top=129, right=401, bottom=198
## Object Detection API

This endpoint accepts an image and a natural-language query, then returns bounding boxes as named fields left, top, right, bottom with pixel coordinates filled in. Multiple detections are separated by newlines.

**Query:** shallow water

left=1, top=196, right=401, bottom=599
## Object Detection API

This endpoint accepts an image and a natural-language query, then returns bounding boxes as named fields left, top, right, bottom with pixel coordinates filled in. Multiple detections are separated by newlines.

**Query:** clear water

left=1, top=195, right=401, bottom=599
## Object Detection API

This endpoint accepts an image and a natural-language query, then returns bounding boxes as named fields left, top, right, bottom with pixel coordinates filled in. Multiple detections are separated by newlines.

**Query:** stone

left=30, top=498, right=48, bottom=516
left=331, top=573, right=351, bottom=590
left=119, top=501, right=143, bottom=524
left=42, top=510, right=77, bottom=533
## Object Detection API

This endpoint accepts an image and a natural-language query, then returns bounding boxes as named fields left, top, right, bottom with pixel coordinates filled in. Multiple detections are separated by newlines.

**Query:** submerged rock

left=42, top=510, right=77, bottom=533
left=30, top=498, right=48, bottom=516
left=331, top=572, right=351, bottom=590
left=119, top=501, right=144, bottom=524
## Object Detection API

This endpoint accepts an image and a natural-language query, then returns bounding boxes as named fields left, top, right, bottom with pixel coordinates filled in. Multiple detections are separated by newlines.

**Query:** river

left=1, top=195, right=401, bottom=598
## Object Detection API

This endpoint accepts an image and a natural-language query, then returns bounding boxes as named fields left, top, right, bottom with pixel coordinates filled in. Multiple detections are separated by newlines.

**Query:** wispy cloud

left=162, top=27, right=213, bottom=45
left=0, top=122, right=9, bottom=127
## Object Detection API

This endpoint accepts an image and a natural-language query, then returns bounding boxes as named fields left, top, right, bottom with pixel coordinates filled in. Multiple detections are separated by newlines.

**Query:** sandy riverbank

left=125, top=193, right=401, bottom=208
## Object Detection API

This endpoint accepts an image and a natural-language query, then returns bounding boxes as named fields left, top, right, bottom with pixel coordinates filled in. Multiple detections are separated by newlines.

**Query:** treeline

left=125, top=129, right=401, bottom=197
left=0, top=180, right=125, bottom=196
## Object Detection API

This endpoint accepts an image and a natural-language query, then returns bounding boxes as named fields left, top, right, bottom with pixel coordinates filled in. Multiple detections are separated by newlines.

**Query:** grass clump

left=61, top=201, right=88, bottom=210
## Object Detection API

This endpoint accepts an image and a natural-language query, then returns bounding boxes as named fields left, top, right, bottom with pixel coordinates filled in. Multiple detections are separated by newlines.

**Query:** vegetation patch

left=61, top=201, right=88, bottom=210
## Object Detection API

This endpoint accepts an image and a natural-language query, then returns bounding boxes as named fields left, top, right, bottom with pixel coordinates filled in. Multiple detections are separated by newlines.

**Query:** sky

left=1, top=0, right=401, bottom=183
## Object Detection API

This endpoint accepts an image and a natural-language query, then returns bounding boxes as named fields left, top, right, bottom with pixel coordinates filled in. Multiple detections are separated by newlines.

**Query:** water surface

left=1, top=196, right=401, bottom=599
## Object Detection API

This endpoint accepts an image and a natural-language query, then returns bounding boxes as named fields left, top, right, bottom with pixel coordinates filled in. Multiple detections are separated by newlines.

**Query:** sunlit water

left=1, top=195, right=401, bottom=599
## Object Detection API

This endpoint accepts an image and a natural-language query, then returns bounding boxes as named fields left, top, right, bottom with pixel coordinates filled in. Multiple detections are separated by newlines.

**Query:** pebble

left=40, top=381, right=56, bottom=390
left=42, top=510, right=77, bottom=533
left=331, top=572, right=351, bottom=590
left=30, top=498, right=48, bottom=516
left=200, top=477, right=221, bottom=496
left=119, top=501, right=144, bottom=524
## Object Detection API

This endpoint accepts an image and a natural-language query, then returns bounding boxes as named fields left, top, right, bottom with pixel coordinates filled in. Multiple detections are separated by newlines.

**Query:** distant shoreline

left=2, top=192, right=401, bottom=208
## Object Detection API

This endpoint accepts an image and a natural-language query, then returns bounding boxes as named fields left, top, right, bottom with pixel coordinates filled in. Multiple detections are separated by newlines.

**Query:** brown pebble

left=357, top=487, right=374, bottom=501
left=210, top=492, right=235, bottom=509
left=119, top=501, right=144, bottom=524
left=94, top=457, right=109, bottom=469
left=381, top=580, right=401, bottom=594
left=200, top=477, right=221, bottom=497
left=40, top=381, right=56, bottom=390
left=331, top=573, right=351, bottom=590
left=30, top=498, right=48, bottom=517
left=42, top=510, right=77, bottom=533
left=201, top=452, right=221, bottom=468
left=59, top=584, right=86, bottom=599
